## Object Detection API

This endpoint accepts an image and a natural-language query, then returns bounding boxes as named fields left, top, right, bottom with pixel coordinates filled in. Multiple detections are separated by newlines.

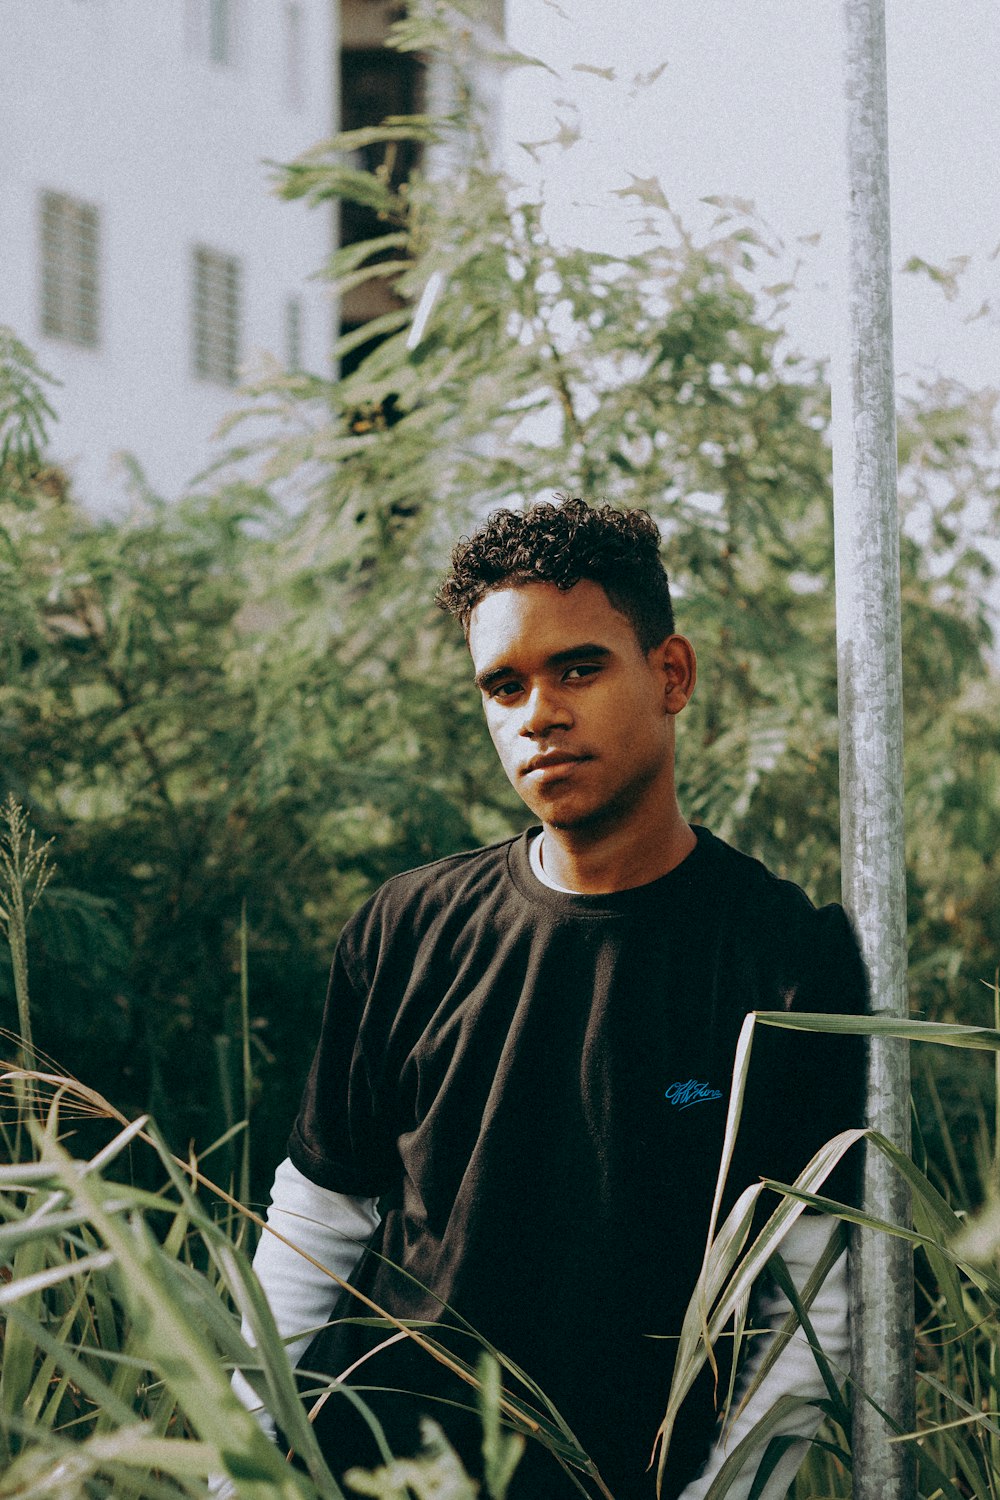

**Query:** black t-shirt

left=289, top=826, right=866, bottom=1499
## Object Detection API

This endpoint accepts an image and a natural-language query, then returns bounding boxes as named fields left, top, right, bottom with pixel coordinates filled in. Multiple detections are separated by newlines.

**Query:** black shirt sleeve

left=288, top=927, right=401, bottom=1197
left=730, top=898, right=868, bottom=1213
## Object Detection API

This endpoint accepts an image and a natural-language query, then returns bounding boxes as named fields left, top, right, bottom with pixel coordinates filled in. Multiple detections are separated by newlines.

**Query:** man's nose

left=520, top=682, right=573, bottom=738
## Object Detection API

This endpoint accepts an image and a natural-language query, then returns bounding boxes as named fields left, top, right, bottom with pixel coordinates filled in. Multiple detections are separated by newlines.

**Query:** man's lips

left=521, top=751, right=591, bottom=777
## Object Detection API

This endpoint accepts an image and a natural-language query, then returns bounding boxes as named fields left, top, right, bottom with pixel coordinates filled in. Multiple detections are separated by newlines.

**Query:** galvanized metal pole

left=831, top=2, right=915, bottom=1495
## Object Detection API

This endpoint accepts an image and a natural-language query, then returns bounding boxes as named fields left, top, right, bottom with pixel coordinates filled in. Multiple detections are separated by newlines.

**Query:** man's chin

left=532, top=779, right=655, bottom=838
left=538, top=801, right=614, bottom=836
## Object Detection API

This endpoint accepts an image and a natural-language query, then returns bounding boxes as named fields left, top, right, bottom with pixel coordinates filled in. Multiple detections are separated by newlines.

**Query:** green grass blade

left=756, top=1009, right=1000, bottom=1052
left=190, top=1234, right=348, bottom=1499
left=28, top=1130, right=316, bottom=1500
left=741, top=1225, right=851, bottom=1434
left=655, top=1127, right=864, bottom=1492
left=0, top=1238, right=47, bottom=1462
left=0, top=1246, right=115, bottom=1303
left=2, top=1298, right=142, bottom=1430
left=699, top=1395, right=815, bottom=1500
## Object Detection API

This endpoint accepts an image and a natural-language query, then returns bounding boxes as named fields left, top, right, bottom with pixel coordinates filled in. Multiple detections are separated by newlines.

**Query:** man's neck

left=539, top=805, right=696, bottom=895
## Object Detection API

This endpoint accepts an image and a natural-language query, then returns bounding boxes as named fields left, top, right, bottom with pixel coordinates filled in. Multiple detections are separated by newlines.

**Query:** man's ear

left=653, top=635, right=697, bottom=714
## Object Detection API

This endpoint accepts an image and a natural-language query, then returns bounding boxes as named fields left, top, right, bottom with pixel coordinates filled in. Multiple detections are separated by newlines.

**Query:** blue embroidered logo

left=665, top=1079, right=723, bottom=1109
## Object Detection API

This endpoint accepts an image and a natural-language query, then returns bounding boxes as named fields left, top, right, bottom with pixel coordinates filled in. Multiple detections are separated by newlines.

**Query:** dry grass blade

left=1, top=1066, right=609, bottom=1497
left=7, top=1123, right=318, bottom=1500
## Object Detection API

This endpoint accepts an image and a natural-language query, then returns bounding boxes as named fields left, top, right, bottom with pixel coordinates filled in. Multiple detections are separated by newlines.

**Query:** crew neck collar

left=509, top=824, right=712, bottom=913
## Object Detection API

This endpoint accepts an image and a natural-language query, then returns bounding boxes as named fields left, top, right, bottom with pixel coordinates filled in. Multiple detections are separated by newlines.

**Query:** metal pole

left=831, top=1, right=915, bottom=1495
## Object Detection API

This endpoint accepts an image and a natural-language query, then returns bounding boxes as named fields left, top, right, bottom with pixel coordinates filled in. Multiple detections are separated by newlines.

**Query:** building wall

left=0, top=0, right=337, bottom=508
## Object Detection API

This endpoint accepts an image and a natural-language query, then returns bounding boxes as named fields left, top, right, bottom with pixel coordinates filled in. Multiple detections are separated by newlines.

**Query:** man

left=234, top=498, right=865, bottom=1499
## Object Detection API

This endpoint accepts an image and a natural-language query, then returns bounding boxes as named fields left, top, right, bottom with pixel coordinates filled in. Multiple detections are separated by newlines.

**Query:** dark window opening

left=338, top=46, right=424, bottom=331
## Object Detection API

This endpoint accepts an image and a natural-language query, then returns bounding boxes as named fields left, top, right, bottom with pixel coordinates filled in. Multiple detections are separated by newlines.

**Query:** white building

left=0, top=0, right=505, bottom=510
left=0, top=0, right=337, bottom=508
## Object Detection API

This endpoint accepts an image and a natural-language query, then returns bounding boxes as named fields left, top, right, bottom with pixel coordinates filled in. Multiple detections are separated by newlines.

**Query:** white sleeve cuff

left=676, top=1215, right=849, bottom=1500
left=230, top=1157, right=379, bottom=1437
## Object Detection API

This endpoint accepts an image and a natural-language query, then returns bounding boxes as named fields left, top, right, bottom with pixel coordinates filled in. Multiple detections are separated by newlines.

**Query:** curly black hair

left=436, top=495, right=674, bottom=650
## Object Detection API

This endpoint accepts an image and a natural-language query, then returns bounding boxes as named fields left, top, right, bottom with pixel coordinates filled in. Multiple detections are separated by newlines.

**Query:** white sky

left=502, top=0, right=1000, bottom=394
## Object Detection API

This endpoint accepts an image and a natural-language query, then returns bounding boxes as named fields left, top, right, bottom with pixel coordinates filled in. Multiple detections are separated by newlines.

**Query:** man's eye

left=491, top=681, right=522, bottom=699
left=564, top=664, right=599, bottom=681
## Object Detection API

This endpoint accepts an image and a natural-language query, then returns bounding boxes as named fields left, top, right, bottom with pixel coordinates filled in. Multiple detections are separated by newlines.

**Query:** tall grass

left=663, top=1002, right=1000, bottom=1498
left=0, top=1071, right=540, bottom=1499
left=0, top=795, right=53, bottom=1117
left=1, top=1054, right=624, bottom=1498
left=0, top=802, right=586, bottom=1499
left=3, top=797, right=1000, bottom=1497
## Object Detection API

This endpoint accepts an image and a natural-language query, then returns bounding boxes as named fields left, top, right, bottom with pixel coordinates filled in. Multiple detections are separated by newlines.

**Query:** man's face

left=468, top=579, right=693, bottom=835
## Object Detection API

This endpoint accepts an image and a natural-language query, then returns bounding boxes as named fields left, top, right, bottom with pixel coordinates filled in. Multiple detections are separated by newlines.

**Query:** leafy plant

left=3, top=5, right=999, bottom=1187
left=0, top=326, right=57, bottom=492
left=0, top=805, right=600, bottom=1500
